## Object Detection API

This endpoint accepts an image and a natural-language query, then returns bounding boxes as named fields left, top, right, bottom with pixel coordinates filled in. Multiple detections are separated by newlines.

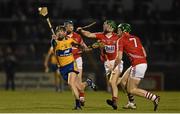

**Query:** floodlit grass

left=0, top=90, right=180, bottom=113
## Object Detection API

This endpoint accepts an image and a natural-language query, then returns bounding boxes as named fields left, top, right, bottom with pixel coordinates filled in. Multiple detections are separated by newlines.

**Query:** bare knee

left=68, top=81, right=74, bottom=87
left=127, top=87, right=137, bottom=95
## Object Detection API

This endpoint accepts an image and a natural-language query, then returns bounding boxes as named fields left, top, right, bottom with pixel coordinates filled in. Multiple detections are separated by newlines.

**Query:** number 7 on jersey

left=129, top=38, right=137, bottom=47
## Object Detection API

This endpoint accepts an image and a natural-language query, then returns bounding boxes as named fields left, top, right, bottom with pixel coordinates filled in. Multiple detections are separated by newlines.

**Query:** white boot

left=123, top=101, right=137, bottom=109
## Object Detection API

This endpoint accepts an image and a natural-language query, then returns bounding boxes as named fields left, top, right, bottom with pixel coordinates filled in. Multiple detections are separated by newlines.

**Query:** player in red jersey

left=64, top=20, right=89, bottom=83
left=77, top=20, right=123, bottom=110
left=110, top=23, right=160, bottom=111
left=64, top=20, right=92, bottom=106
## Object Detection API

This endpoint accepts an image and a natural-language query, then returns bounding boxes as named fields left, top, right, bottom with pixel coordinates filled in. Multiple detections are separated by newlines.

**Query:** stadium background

left=0, top=0, right=180, bottom=91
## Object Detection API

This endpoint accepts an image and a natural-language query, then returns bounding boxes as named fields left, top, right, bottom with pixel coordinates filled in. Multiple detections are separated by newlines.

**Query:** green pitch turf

left=0, top=90, right=180, bottom=113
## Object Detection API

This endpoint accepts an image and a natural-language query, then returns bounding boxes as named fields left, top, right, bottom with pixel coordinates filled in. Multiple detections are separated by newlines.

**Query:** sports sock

left=145, top=92, right=157, bottom=101
left=75, top=99, right=81, bottom=107
left=127, top=93, right=134, bottom=102
left=112, top=97, right=118, bottom=103
left=79, top=92, right=85, bottom=101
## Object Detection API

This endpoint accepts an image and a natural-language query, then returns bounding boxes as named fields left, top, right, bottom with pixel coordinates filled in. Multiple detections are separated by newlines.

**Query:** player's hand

left=91, top=42, right=100, bottom=49
left=106, top=62, right=113, bottom=71
left=52, top=35, right=58, bottom=40
left=99, top=42, right=105, bottom=48
left=76, top=27, right=83, bottom=32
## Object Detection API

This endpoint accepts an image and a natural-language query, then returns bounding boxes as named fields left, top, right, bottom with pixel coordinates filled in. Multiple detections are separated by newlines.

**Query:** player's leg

left=106, top=60, right=121, bottom=110
left=73, top=61, right=96, bottom=107
left=118, top=66, right=131, bottom=89
left=75, top=57, right=86, bottom=105
left=107, top=70, right=120, bottom=109
left=76, top=57, right=97, bottom=91
left=104, top=61, right=112, bottom=92
left=58, top=72, right=64, bottom=92
left=68, top=72, right=82, bottom=110
left=54, top=71, right=60, bottom=92
left=74, top=76, right=86, bottom=106
left=51, top=64, right=61, bottom=92
left=75, top=75, right=96, bottom=92
left=73, top=73, right=96, bottom=107
left=118, top=67, right=136, bottom=109
left=127, top=64, right=160, bottom=111
left=76, top=57, right=83, bottom=82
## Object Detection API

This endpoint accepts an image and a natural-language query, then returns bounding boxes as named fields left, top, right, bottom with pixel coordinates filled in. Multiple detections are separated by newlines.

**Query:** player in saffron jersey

left=44, top=46, right=64, bottom=92
left=51, top=25, right=96, bottom=110
left=77, top=20, right=123, bottom=110
left=111, top=23, right=160, bottom=111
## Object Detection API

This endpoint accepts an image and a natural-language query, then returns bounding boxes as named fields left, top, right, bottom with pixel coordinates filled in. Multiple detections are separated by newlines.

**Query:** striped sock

left=79, top=92, right=85, bottom=101
left=145, top=92, right=157, bottom=101
left=79, top=92, right=85, bottom=97
left=127, top=93, right=134, bottom=102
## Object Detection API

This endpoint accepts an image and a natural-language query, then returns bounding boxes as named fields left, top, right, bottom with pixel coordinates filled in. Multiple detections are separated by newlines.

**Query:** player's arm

left=51, top=35, right=58, bottom=47
left=71, top=38, right=92, bottom=52
left=44, top=47, right=53, bottom=72
left=77, top=27, right=96, bottom=38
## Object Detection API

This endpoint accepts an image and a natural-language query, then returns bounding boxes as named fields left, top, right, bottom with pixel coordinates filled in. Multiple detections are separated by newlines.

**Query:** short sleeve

left=95, top=32, right=104, bottom=40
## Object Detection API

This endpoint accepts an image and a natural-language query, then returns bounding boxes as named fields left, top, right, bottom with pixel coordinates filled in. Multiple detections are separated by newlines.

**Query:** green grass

left=0, top=90, right=180, bottom=113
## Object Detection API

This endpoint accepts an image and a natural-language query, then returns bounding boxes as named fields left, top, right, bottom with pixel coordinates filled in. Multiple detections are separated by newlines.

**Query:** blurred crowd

left=0, top=0, right=180, bottom=71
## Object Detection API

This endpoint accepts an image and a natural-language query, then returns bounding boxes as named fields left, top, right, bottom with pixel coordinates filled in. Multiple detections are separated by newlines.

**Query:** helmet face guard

left=64, top=20, right=74, bottom=26
left=118, top=23, right=131, bottom=33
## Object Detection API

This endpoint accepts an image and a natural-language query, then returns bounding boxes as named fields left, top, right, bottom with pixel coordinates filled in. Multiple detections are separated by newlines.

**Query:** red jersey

left=95, top=32, right=119, bottom=61
left=67, top=32, right=84, bottom=59
left=118, top=32, right=147, bottom=66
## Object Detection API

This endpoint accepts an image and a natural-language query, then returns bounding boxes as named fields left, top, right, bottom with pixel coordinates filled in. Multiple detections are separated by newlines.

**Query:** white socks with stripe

left=145, top=92, right=157, bottom=101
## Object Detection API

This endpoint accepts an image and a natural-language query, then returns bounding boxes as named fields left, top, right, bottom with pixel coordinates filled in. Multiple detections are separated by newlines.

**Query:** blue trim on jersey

left=59, top=62, right=79, bottom=81
left=56, top=48, right=72, bottom=56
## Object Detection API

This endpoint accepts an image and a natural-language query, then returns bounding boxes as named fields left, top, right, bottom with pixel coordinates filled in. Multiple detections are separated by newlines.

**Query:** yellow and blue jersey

left=51, top=38, right=79, bottom=81
left=51, top=38, right=76, bottom=67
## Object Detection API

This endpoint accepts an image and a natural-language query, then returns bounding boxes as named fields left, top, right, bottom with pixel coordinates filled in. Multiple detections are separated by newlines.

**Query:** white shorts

left=104, top=60, right=123, bottom=73
left=130, top=63, right=147, bottom=78
left=75, top=57, right=83, bottom=70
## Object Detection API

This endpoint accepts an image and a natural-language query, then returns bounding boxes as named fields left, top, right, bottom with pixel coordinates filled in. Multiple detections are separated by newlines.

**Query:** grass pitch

left=0, top=90, right=180, bottom=113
